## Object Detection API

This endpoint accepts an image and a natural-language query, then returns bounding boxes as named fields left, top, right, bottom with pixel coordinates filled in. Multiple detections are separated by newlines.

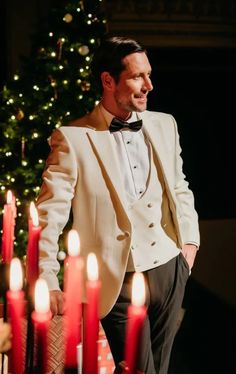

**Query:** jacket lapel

left=139, top=111, right=169, bottom=177
left=85, top=106, right=129, bottom=214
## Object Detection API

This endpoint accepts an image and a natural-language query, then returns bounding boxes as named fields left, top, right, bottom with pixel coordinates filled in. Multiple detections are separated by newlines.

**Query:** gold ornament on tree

left=63, top=13, right=73, bottom=23
left=16, top=109, right=24, bottom=121
left=78, top=45, right=89, bottom=56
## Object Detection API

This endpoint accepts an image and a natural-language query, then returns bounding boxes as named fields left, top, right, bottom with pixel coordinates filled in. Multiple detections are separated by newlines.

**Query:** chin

left=136, top=104, right=147, bottom=112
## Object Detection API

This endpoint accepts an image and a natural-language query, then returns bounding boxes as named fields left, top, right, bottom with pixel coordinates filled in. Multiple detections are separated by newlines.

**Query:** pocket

left=179, top=252, right=190, bottom=275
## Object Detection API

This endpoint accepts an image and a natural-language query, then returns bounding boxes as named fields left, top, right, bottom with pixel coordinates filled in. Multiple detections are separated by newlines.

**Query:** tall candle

left=123, top=273, right=147, bottom=374
left=1, top=190, right=16, bottom=263
left=26, top=202, right=41, bottom=296
left=64, top=229, right=83, bottom=369
left=83, top=253, right=101, bottom=374
left=7, top=258, right=25, bottom=374
left=32, top=279, right=51, bottom=374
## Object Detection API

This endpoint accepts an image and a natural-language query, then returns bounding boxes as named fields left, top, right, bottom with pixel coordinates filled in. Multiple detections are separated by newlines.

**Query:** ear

left=101, top=72, right=114, bottom=91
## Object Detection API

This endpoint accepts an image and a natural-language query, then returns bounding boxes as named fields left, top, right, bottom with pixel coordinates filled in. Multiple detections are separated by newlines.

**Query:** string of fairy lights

left=0, top=0, right=107, bottom=264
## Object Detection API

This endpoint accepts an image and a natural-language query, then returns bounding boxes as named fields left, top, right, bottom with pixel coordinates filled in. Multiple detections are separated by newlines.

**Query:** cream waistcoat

left=126, top=143, right=180, bottom=271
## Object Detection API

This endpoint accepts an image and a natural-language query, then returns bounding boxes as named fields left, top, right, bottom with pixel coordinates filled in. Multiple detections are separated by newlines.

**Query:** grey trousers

left=101, top=253, right=190, bottom=374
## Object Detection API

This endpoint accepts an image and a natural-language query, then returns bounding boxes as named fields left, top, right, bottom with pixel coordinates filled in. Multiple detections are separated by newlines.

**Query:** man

left=37, top=36, right=200, bottom=373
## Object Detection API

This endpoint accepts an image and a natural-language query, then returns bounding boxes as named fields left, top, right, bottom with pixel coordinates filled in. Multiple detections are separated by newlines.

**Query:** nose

left=143, top=76, right=153, bottom=92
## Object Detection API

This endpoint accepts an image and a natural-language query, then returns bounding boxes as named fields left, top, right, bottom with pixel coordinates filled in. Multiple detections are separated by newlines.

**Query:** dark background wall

left=147, top=47, right=236, bottom=219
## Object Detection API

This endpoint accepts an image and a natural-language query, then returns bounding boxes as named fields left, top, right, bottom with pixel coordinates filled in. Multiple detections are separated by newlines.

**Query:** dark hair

left=91, top=36, right=146, bottom=91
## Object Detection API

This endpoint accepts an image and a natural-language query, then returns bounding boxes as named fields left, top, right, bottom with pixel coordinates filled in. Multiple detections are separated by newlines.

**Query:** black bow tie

left=109, top=117, right=142, bottom=133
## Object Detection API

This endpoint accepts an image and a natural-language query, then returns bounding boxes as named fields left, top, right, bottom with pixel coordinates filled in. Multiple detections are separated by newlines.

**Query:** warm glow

left=131, top=273, right=145, bottom=307
left=30, top=202, right=39, bottom=226
left=68, top=229, right=80, bottom=256
left=35, top=279, right=50, bottom=313
left=10, top=258, right=23, bottom=291
left=87, top=253, right=98, bottom=281
left=6, top=190, right=13, bottom=204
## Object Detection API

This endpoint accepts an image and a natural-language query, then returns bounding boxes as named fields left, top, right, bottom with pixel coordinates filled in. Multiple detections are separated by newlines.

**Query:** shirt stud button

left=147, top=203, right=153, bottom=208
left=149, top=222, right=155, bottom=228
left=151, top=241, right=156, bottom=246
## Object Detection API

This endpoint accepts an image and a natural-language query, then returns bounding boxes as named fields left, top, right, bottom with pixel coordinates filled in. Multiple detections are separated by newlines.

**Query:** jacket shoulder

left=144, top=110, right=175, bottom=122
left=67, top=114, right=91, bottom=128
left=49, top=125, right=93, bottom=144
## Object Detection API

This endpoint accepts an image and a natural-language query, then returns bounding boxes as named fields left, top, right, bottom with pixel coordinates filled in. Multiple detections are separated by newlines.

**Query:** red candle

left=26, top=202, right=41, bottom=295
left=64, top=229, right=83, bottom=369
left=123, top=273, right=147, bottom=374
left=28, top=201, right=34, bottom=233
left=7, top=258, right=25, bottom=374
left=1, top=190, right=16, bottom=263
left=32, top=279, right=52, bottom=374
left=83, top=253, right=101, bottom=374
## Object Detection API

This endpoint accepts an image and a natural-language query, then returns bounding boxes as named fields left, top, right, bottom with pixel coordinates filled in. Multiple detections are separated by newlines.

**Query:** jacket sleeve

left=170, top=114, right=200, bottom=247
left=36, top=128, right=78, bottom=290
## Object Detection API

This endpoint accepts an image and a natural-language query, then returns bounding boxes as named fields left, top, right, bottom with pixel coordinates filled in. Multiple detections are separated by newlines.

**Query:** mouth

left=134, top=94, right=147, bottom=103
left=134, top=94, right=146, bottom=99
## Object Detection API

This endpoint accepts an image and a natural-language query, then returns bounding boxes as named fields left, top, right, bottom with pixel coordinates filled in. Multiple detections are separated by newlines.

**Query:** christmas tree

left=0, top=0, right=107, bottom=262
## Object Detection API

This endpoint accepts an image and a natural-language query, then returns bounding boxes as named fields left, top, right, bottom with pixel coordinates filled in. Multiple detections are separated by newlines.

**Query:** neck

left=101, top=98, right=132, bottom=121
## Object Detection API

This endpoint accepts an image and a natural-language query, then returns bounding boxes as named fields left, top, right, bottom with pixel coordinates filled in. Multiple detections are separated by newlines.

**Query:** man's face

left=112, top=52, right=153, bottom=117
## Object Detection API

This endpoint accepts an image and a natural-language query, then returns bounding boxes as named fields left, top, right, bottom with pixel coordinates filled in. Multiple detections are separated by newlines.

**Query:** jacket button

left=124, top=231, right=130, bottom=237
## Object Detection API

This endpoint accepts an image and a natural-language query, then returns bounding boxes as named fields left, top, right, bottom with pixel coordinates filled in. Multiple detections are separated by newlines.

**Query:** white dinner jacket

left=37, top=104, right=200, bottom=318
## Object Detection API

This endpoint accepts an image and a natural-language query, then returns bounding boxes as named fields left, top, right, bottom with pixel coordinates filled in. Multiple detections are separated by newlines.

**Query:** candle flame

left=132, top=273, right=145, bottom=307
left=6, top=190, right=13, bottom=204
left=10, top=258, right=23, bottom=291
left=35, top=279, right=50, bottom=313
left=87, top=253, right=98, bottom=281
left=30, top=202, right=39, bottom=226
left=68, top=229, right=80, bottom=256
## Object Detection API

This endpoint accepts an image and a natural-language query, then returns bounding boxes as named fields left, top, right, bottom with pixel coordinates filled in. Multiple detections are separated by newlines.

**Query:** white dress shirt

left=100, top=105, right=150, bottom=200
